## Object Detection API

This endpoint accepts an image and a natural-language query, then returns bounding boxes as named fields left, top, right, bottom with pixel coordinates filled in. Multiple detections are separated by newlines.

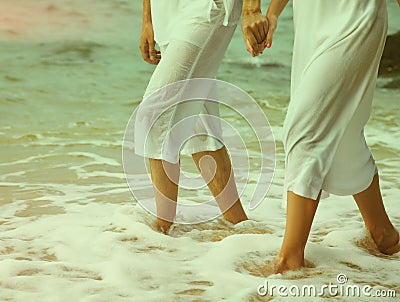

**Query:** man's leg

left=192, top=146, right=248, bottom=224
left=149, top=158, right=180, bottom=234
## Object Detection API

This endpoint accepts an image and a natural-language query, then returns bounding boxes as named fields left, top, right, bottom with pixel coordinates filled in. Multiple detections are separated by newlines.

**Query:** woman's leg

left=192, top=146, right=248, bottom=224
left=275, top=173, right=399, bottom=273
left=274, top=191, right=321, bottom=273
left=353, top=174, right=399, bottom=255
left=149, top=158, right=180, bottom=234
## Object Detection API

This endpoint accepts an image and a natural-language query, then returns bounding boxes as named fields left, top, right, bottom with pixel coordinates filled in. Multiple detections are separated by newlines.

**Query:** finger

left=148, top=39, right=158, bottom=64
left=251, top=23, right=263, bottom=44
left=265, top=22, right=276, bottom=49
left=258, top=27, right=266, bottom=46
left=155, top=50, right=161, bottom=61
left=140, top=41, right=150, bottom=61
left=140, top=41, right=154, bottom=64
left=262, top=19, right=269, bottom=46
left=255, top=21, right=268, bottom=55
left=248, top=30, right=260, bottom=54
left=245, top=39, right=255, bottom=57
left=254, top=43, right=265, bottom=56
left=244, top=30, right=258, bottom=56
left=257, top=20, right=267, bottom=44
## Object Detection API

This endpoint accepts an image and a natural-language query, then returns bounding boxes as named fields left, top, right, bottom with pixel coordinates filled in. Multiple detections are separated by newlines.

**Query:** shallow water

left=0, top=1, right=399, bottom=301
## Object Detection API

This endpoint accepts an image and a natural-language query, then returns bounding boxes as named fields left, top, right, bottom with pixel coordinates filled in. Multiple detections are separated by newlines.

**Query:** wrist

left=266, top=12, right=278, bottom=21
left=242, top=1, right=261, bottom=15
left=242, top=8, right=261, bottom=15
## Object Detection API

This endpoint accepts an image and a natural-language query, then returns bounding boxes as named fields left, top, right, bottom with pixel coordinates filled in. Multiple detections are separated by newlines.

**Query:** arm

left=398, top=0, right=400, bottom=6
left=264, top=0, right=289, bottom=47
left=139, top=0, right=160, bottom=65
left=241, top=0, right=269, bottom=57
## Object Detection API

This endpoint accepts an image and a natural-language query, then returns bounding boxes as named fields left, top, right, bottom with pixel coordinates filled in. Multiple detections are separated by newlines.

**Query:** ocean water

left=0, top=0, right=399, bottom=301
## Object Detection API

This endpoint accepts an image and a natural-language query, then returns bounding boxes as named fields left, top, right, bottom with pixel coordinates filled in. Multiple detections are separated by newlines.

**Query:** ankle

left=277, top=247, right=305, bottom=267
left=222, top=202, right=248, bottom=224
left=368, top=224, right=395, bottom=241
left=224, top=214, right=248, bottom=224
left=278, top=249, right=304, bottom=260
left=156, top=218, right=173, bottom=234
left=274, top=253, right=304, bottom=274
left=367, top=224, right=399, bottom=254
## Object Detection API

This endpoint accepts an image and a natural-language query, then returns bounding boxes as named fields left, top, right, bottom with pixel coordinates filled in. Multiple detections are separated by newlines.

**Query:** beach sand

left=0, top=0, right=399, bottom=301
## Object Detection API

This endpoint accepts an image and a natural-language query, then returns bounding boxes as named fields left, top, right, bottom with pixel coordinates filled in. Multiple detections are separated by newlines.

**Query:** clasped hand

left=241, top=12, right=277, bottom=57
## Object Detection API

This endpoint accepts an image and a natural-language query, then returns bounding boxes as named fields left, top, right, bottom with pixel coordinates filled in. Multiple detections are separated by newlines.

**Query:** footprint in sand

left=0, top=245, right=15, bottom=255
left=339, top=261, right=363, bottom=272
left=17, top=268, right=43, bottom=276
left=60, top=265, right=102, bottom=281
left=309, top=229, right=333, bottom=243
left=25, top=248, right=58, bottom=262
left=136, top=245, right=177, bottom=253
left=175, top=280, right=214, bottom=299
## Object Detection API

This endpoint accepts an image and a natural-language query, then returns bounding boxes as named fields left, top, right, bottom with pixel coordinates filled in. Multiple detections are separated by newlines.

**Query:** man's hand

left=139, top=22, right=160, bottom=65
left=241, top=11, right=269, bottom=57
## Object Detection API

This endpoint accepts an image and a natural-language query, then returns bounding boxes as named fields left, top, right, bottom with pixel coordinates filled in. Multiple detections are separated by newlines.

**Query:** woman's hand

left=241, top=11, right=269, bottom=57
left=264, top=14, right=278, bottom=49
left=139, top=22, right=160, bottom=65
left=264, top=0, right=288, bottom=48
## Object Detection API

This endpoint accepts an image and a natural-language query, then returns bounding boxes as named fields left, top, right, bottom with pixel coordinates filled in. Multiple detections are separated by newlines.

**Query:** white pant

left=135, top=1, right=237, bottom=163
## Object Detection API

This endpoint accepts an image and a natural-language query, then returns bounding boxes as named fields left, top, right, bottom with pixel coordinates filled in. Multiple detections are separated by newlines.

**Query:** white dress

left=284, top=0, right=388, bottom=199
left=135, top=0, right=242, bottom=163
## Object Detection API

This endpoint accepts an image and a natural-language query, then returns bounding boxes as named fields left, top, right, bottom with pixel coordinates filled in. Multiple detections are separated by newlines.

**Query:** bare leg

left=353, top=174, right=399, bottom=255
left=149, top=158, right=180, bottom=234
left=275, top=191, right=321, bottom=273
left=192, top=146, right=248, bottom=224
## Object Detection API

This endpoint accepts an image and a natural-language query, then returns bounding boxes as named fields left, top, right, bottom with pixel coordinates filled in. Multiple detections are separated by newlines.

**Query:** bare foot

left=155, top=218, right=173, bottom=235
left=224, top=213, right=248, bottom=225
left=273, top=254, right=304, bottom=274
left=272, top=256, right=315, bottom=274
left=370, top=227, right=400, bottom=255
left=221, top=201, right=248, bottom=225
